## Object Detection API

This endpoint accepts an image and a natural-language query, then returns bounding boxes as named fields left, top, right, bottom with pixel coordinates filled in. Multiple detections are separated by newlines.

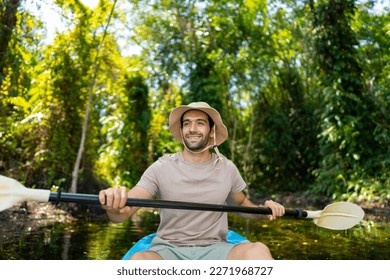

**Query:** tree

left=0, top=0, right=20, bottom=82
left=70, top=0, right=119, bottom=193
left=1, top=0, right=388, bottom=204
left=309, top=0, right=389, bottom=200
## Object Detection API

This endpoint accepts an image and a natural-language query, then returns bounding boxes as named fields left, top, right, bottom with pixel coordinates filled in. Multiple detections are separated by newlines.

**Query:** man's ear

left=209, top=126, right=215, bottom=137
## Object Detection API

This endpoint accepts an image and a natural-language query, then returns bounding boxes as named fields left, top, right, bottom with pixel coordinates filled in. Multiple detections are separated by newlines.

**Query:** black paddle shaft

left=49, top=192, right=308, bottom=218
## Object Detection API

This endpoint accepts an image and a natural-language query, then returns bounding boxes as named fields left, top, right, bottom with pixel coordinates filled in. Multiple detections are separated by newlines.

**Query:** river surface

left=0, top=208, right=389, bottom=260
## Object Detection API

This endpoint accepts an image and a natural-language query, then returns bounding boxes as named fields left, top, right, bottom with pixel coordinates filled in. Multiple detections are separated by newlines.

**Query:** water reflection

left=228, top=213, right=389, bottom=260
left=0, top=211, right=388, bottom=260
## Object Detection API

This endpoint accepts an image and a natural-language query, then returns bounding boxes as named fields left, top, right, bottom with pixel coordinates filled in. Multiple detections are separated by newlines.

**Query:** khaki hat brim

left=168, top=102, right=228, bottom=146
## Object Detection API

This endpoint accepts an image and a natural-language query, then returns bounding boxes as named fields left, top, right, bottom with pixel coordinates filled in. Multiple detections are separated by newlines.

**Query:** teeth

left=187, top=135, right=201, bottom=141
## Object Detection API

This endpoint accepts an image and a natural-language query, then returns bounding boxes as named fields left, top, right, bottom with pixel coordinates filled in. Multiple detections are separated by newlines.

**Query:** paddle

left=0, top=175, right=364, bottom=230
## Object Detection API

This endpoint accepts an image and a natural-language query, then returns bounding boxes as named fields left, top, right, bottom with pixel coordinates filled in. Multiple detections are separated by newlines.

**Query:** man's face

left=181, top=110, right=213, bottom=152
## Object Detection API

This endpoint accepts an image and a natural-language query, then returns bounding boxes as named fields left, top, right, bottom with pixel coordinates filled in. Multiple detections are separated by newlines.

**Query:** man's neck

left=182, top=149, right=212, bottom=164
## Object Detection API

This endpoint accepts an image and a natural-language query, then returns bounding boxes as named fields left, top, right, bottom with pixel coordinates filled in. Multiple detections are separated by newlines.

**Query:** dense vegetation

left=0, top=0, right=388, bottom=205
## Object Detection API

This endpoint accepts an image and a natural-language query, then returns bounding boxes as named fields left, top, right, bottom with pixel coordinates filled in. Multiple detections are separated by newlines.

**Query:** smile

left=187, top=135, right=202, bottom=140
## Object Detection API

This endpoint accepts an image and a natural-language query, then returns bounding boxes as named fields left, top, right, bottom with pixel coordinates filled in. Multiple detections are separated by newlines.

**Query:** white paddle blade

left=313, top=202, right=365, bottom=230
left=0, top=175, right=50, bottom=212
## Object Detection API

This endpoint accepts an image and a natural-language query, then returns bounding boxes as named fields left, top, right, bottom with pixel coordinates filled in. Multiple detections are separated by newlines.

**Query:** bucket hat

left=168, top=102, right=228, bottom=146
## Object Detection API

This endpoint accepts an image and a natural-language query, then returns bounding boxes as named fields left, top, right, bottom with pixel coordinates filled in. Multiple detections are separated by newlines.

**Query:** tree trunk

left=70, top=0, right=118, bottom=193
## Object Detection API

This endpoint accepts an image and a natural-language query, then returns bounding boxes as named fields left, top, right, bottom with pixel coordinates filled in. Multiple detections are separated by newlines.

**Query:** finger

left=263, top=200, right=274, bottom=220
left=270, top=203, right=281, bottom=217
left=98, top=190, right=107, bottom=205
left=276, top=202, right=285, bottom=216
left=272, top=203, right=284, bottom=218
left=105, top=188, right=115, bottom=208
left=279, top=204, right=285, bottom=216
left=112, top=186, right=123, bottom=209
left=271, top=208, right=277, bottom=220
left=119, top=187, right=128, bottom=208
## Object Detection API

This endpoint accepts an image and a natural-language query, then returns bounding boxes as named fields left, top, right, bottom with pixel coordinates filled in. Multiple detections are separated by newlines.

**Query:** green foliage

left=98, top=72, right=151, bottom=187
left=249, top=66, right=320, bottom=193
left=338, top=172, right=390, bottom=204
left=308, top=0, right=389, bottom=201
left=0, top=0, right=388, bottom=205
left=0, top=1, right=45, bottom=183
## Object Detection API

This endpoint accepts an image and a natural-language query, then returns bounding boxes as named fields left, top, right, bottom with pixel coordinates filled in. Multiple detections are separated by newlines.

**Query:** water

left=0, top=210, right=389, bottom=260
left=229, top=213, right=390, bottom=259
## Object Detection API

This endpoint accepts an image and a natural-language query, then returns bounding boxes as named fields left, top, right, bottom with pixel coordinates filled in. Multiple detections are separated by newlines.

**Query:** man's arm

left=226, top=191, right=285, bottom=220
left=99, top=185, right=152, bottom=223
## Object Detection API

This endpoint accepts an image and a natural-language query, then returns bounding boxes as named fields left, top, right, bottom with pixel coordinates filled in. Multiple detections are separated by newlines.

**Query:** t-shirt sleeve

left=136, top=162, right=159, bottom=196
left=228, top=161, right=247, bottom=194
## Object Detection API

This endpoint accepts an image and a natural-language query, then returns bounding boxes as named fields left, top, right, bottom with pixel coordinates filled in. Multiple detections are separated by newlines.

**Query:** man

left=99, top=102, right=285, bottom=260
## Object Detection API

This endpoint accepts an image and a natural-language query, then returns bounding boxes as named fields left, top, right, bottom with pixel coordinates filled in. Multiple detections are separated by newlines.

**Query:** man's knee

left=129, top=251, right=162, bottom=260
left=248, top=242, right=273, bottom=259
left=228, top=242, right=273, bottom=260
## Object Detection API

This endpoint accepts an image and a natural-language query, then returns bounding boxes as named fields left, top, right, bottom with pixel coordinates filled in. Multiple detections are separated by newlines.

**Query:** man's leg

left=129, top=251, right=163, bottom=260
left=227, top=242, right=273, bottom=260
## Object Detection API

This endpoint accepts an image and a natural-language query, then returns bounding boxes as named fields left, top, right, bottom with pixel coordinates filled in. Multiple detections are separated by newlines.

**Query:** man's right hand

left=99, top=186, right=133, bottom=221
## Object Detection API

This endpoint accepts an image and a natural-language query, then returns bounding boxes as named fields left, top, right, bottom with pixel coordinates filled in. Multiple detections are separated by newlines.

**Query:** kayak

left=122, top=230, right=248, bottom=260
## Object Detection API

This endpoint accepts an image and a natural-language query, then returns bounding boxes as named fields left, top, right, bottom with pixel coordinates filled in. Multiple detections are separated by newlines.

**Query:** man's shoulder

left=225, top=158, right=239, bottom=170
left=144, top=153, right=178, bottom=175
left=216, top=153, right=235, bottom=166
left=155, top=153, right=180, bottom=164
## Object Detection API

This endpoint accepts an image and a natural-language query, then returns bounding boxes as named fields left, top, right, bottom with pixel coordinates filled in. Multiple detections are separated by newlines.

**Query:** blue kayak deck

left=122, top=230, right=248, bottom=260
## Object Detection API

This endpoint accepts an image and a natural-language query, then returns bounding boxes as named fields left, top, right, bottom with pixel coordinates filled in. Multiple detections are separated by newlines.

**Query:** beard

left=183, top=132, right=210, bottom=152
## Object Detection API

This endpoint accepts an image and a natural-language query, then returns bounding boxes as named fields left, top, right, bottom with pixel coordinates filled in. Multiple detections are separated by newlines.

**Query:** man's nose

left=189, top=122, right=198, bottom=132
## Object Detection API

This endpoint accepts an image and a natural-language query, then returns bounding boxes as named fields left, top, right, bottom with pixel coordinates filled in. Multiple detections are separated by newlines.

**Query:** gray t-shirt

left=136, top=152, right=247, bottom=246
